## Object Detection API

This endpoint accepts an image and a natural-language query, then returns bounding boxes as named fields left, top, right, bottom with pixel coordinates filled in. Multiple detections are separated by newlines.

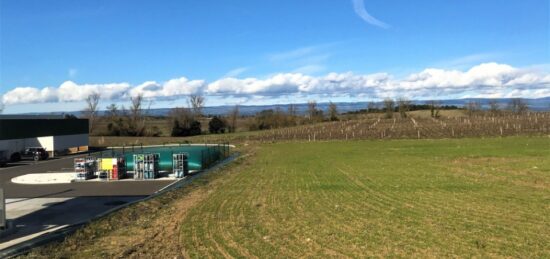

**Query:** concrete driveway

left=0, top=155, right=179, bottom=250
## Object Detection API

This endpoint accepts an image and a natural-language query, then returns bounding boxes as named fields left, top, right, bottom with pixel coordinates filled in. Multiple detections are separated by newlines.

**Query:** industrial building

left=0, top=115, right=89, bottom=160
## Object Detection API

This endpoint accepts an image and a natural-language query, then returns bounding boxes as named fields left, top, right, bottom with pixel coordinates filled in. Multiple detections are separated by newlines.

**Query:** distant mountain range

left=16, top=97, right=550, bottom=117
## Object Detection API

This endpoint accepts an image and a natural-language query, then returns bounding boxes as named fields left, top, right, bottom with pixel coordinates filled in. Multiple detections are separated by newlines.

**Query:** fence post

left=201, top=150, right=205, bottom=170
left=0, top=188, right=5, bottom=230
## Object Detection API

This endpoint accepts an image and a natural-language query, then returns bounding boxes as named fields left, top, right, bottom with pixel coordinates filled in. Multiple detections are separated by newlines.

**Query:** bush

left=189, top=121, right=202, bottom=136
left=147, top=126, right=162, bottom=137
left=209, top=116, right=226, bottom=134
left=171, top=119, right=202, bottom=137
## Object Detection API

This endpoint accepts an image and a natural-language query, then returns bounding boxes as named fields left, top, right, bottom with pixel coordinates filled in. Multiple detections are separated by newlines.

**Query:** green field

left=27, top=137, right=550, bottom=258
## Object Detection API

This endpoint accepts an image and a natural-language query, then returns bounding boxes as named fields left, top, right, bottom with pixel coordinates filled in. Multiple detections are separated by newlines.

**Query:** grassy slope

left=181, top=137, right=550, bottom=257
left=25, top=137, right=550, bottom=258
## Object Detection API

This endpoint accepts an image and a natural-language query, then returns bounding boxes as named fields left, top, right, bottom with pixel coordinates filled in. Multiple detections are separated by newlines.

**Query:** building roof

left=0, top=115, right=66, bottom=120
left=0, top=118, right=89, bottom=140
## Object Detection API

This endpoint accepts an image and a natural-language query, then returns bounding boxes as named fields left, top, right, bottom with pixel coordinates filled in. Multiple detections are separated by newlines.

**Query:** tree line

left=82, top=93, right=534, bottom=137
left=465, top=99, right=530, bottom=117
left=345, top=99, right=459, bottom=118
left=345, top=98, right=532, bottom=118
left=83, top=93, right=239, bottom=137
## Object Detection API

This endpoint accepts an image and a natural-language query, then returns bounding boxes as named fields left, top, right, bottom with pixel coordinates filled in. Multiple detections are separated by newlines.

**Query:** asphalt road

left=0, top=196, right=146, bottom=248
left=0, top=155, right=176, bottom=198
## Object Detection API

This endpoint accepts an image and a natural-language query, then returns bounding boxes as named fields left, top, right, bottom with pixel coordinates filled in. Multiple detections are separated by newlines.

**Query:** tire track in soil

left=118, top=187, right=209, bottom=259
left=337, top=160, right=547, bottom=253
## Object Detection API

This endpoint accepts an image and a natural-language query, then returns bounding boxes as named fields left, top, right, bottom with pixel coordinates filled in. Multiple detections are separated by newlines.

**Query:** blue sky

left=1, top=0, right=549, bottom=113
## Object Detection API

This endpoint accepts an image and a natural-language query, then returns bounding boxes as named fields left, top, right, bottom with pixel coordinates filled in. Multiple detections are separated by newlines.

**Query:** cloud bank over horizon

left=2, top=63, right=550, bottom=107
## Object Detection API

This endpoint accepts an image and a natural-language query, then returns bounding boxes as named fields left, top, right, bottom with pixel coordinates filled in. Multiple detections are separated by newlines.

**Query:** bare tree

left=287, top=103, right=297, bottom=117
left=466, top=101, right=481, bottom=117
left=508, top=98, right=529, bottom=114
left=106, top=103, right=119, bottom=118
left=383, top=98, right=395, bottom=119
left=328, top=102, right=338, bottom=121
left=488, top=100, right=500, bottom=116
left=397, top=98, right=411, bottom=118
left=428, top=100, right=441, bottom=118
left=189, top=95, right=205, bottom=117
left=127, top=94, right=147, bottom=136
left=130, top=94, right=143, bottom=118
left=274, top=107, right=286, bottom=127
left=83, top=92, right=100, bottom=133
left=170, top=107, right=201, bottom=136
left=307, top=100, right=317, bottom=121
left=228, top=105, right=239, bottom=133
left=104, top=103, right=126, bottom=136
left=517, top=100, right=529, bottom=114
left=170, top=107, right=194, bottom=128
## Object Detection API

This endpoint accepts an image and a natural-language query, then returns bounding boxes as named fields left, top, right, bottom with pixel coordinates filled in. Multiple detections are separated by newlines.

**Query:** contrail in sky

left=351, top=0, right=390, bottom=29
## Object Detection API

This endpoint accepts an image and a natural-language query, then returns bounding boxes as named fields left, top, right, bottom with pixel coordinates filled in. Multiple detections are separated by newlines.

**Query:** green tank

left=97, top=144, right=229, bottom=172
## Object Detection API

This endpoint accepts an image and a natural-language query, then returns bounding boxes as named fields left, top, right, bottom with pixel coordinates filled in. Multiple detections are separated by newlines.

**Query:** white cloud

left=2, top=81, right=130, bottom=105
left=2, top=86, right=58, bottom=105
left=351, top=0, right=390, bottom=29
left=397, top=63, right=548, bottom=92
left=204, top=63, right=548, bottom=99
left=129, top=77, right=206, bottom=98
left=2, top=63, right=549, bottom=106
left=206, top=74, right=317, bottom=95
left=57, top=81, right=131, bottom=102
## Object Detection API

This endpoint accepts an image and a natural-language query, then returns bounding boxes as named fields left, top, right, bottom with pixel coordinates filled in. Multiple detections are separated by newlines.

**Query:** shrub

left=209, top=116, right=226, bottom=134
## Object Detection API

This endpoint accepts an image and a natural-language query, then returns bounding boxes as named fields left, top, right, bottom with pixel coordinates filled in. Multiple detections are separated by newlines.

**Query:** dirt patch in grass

left=111, top=188, right=206, bottom=258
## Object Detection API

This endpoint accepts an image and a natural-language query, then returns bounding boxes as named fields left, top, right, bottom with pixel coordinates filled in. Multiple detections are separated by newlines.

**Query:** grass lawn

left=26, top=136, right=550, bottom=258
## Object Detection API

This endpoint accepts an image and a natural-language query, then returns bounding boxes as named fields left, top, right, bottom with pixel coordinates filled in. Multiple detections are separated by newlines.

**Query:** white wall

left=0, top=139, right=26, bottom=157
left=53, top=134, right=88, bottom=150
left=0, top=134, right=88, bottom=158
left=37, top=136, right=54, bottom=152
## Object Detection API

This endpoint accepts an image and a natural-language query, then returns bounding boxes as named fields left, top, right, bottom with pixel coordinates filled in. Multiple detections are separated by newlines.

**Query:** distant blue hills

left=19, top=97, right=550, bottom=117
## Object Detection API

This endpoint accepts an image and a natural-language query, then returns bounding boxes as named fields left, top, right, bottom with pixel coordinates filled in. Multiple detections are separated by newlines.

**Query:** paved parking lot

left=0, top=155, right=179, bottom=251
left=0, top=155, right=176, bottom=198
left=0, top=196, right=144, bottom=249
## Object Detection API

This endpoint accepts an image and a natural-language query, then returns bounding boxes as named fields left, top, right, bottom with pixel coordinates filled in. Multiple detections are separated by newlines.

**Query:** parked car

left=20, top=147, right=49, bottom=161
